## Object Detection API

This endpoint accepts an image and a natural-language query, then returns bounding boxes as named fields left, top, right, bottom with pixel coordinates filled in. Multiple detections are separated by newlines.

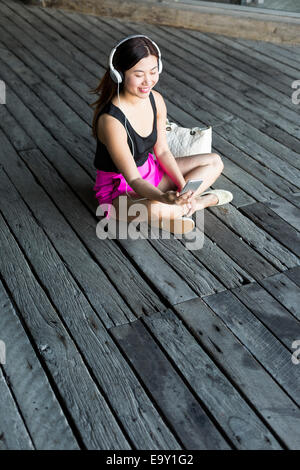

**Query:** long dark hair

left=89, top=36, right=159, bottom=139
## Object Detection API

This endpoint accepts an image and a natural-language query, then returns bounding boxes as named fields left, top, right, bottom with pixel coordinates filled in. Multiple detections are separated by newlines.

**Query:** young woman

left=90, top=35, right=232, bottom=234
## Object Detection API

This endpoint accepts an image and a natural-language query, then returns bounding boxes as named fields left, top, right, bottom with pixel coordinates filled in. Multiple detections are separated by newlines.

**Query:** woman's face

left=124, top=54, right=159, bottom=99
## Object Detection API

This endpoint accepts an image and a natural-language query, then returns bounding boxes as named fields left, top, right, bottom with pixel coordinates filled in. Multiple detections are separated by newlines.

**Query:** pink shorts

left=93, top=152, right=165, bottom=219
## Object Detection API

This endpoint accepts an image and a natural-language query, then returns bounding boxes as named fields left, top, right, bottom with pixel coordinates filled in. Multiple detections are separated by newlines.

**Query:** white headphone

left=108, top=35, right=163, bottom=202
left=109, top=34, right=163, bottom=84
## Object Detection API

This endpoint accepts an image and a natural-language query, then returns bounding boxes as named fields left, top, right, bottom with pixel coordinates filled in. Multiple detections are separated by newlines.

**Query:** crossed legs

left=111, top=152, right=224, bottom=223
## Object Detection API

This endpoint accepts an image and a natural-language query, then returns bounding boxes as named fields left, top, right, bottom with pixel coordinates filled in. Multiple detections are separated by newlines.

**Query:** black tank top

left=93, top=91, right=157, bottom=172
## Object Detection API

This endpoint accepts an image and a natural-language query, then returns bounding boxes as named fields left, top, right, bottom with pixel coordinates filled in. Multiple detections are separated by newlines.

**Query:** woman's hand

left=159, top=189, right=194, bottom=207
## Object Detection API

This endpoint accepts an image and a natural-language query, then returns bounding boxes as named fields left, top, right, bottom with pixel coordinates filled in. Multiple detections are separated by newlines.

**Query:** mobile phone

left=179, top=178, right=203, bottom=196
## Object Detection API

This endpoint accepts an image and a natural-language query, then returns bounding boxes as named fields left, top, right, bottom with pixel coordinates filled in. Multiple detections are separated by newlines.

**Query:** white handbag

left=165, top=118, right=212, bottom=157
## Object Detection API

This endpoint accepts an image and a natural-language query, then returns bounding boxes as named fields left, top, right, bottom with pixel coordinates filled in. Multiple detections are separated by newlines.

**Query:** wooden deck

left=0, top=0, right=300, bottom=450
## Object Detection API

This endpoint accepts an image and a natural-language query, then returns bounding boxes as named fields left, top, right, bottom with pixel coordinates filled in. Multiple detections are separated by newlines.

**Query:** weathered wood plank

left=259, top=123, right=300, bottom=155
left=248, top=40, right=300, bottom=62
left=209, top=203, right=300, bottom=270
left=212, top=123, right=300, bottom=188
left=0, top=279, right=79, bottom=449
left=0, top=207, right=132, bottom=450
left=236, top=37, right=300, bottom=71
left=154, top=23, right=298, bottom=133
left=163, top=25, right=293, bottom=96
left=174, top=103, right=299, bottom=199
left=0, top=3, right=106, bottom=121
left=3, top=0, right=106, bottom=85
left=133, top=25, right=300, bottom=162
left=0, top=47, right=92, bottom=145
left=259, top=272, right=300, bottom=321
left=218, top=117, right=300, bottom=171
left=199, top=210, right=279, bottom=281
left=119, top=235, right=199, bottom=304
left=232, top=282, right=300, bottom=348
left=0, top=41, right=90, bottom=130
left=169, top=104, right=300, bottom=201
left=150, top=234, right=255, bottom=293
left=285, top=266, right=300, bottom=287
left=213, top=134, right=299, bottom=198
left=169, top=104, right=296, bottom=213
left=0, top=372, right=34, bottom=450
left=203, top=289, right=300, bottom=405
left=142, top=309, right=283, bottom=449
left=191, top=30, right=299, bottom=81
left=0, top=23, right=95, bottom=170
left=110, top=318, right=231, bottom=450
left=282, top=192, right=300, bottom=211
left=0, top=165, right=180, bottom=450
left=0, top=1, right=99, bottom=84
left=240, top=202, right=300, bottom=258
left=172, top=297, right=300, bottom=449
left=266, top=196, right=300, bottom=231
left=0, top=88, right=34, bottom=151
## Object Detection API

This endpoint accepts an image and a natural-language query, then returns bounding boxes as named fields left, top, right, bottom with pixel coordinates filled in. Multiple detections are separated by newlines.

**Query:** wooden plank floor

left=0, top=0, right=300, bottom=450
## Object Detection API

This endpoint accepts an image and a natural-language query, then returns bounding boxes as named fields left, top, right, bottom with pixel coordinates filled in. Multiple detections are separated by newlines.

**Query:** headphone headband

left=109, top=34, right=163, bottom=84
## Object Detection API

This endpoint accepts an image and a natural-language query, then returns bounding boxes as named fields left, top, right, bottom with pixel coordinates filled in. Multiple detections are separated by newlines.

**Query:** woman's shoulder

left=97, top=111, right=125, bottom=131
left=151, top=89, right=164, bottom=106
left=97, top=99, right=123, bottom=126
left=151, top=89, right=165, bottom=116
left=96, top=110, right=126, bottom=144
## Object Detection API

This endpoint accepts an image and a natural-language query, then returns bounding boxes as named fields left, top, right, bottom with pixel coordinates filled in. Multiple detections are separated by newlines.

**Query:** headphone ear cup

left=110, top=69, right=123, bottom=84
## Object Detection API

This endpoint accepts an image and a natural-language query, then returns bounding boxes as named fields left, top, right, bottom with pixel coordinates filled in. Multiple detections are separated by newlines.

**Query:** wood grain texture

left=25, top=0, right=300, bottom=44
left=142, top=309, right=283, bottom=449
left=110, top=316, right=231, bottom=450
left=173, top=297, right=300, bottom=449
left=240, top=202, right=300, bottom=258
left=0, top=279, right=79, bottom=449
left=203, top=289, right=300, bottom=405
left=1, top=0, right=300, bottom=449
left=0, top=208, right=132, bottom=449
left=0, top=373, right=34, bottom=450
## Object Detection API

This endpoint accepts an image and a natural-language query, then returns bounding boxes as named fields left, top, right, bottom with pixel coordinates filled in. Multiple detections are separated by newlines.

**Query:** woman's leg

left=111, top=152, right=224, bottom=223
left=157, top=152, right=224, bottom=213
left=111, top=193, right=189, bottom=224
left=157, top=152, right=224, bottom=196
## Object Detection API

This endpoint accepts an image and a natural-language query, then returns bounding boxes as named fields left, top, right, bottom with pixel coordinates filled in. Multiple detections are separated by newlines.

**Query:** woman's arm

left=98, top=114, right=193, bottom=206
left=152, top=91, right=186, bottom=191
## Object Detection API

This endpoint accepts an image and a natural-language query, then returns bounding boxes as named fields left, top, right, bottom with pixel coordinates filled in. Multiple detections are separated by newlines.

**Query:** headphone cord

left=117, top=81, right=147, bottom=203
